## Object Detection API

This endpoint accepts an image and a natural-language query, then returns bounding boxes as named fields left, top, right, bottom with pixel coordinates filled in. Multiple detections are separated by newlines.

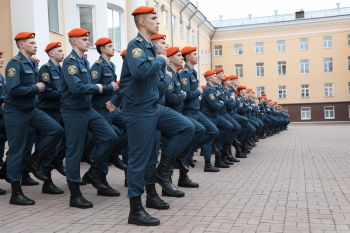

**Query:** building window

left=300, top=59, right=309, bottom=74
left=324, top=83, right=333, bottom=97
left=323, top=36, right=332, bottom=48
left=255, top=42, right=264, bottom=54
left=277, top=61, right=286, bottom=76
left=79, top=6, right=94, bottom=45
left=348, top=82, right=350, bottom=95
left=348, top=56, right=350, bottom=70
left=348, top=34, right=350, bottom=46
left=234, top=44, right=243, bottom=55
left=300, top=38, right=309, bottom=50
left=153, top=1, right=159, bottom=15
left=235, top=64, right=243, bottom=77
left=256, top=62, right=264, bottom=77
left=192, top=29, right=196, bottom=45
left=142, top=0, right=148, bottom=5
left=256, top=86, right=265, bottom=97
left=324, top=106, right=335, bottom=119
left=180, top=23, right=184, bottom=39
left=171, top=15, right=176, bottom=33
left=186, top=28, right=191, bottom=42
left=301, top=107, right=311, bottom=120
left=163, top=8, right=168, bottom=28
left=323, top=57, right=333, bottom=72
left=277, top=40, right=286, bottom=52
left=278, top=85, right=286, bottom=99
left=48, top=0, right=60, bottom=33
left=107, top=7, right=121, bottom=51
left=215, top=65, right=223, bottom=69
left=301, top=84, right=309, bottom=98
left=214, top=45, right=222, bottom=56
left=348, top=105, right=350, bottom=118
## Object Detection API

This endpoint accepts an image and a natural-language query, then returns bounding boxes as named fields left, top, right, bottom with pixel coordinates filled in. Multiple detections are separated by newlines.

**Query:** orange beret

left=237, top=85, right=246, bottom=90
left=45, top=41, right=62, bottom=53
left=132, top=6, right=156, bottom=16
left=95, top=37, right=112, bottom=46
left=0, top=50, right=3, bottom=56
left=177, top=66, right=184, bottom=71
left=230, top=75, right=238, bottom=80
left=167, top=46, right=180, bottom=57
left=223, top=76, right=232, bottom=82
left=181, top=46, right=197, bottom=55
left=214, top=68, right=224, bottom=73
left=246, top=88, right=252, bottom=92
left=204, top=70, right=216, bottom=78
left=15, top=32, right=35, bottom=41
left=68, top=28, right=90, bottom=37
left=120, top=49, right=127, bottom=58
left=151, top=34, right=166, bottom=41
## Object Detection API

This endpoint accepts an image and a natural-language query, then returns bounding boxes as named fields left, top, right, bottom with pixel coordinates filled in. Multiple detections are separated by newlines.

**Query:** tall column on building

left=126, top=0, right=146, bottom=41
left=10, top=0, right=50, bottom=61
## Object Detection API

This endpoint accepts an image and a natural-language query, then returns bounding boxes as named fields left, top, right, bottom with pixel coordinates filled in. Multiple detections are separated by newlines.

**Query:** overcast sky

left=193, top=0, right=350, bottom=21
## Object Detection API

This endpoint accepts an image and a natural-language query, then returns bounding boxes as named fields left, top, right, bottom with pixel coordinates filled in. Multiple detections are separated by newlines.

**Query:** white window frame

left=278, top=61, right=286, bottom=76
left=278, top=85, right=286, bottom=99
left=214, top=45, right=222, bottom=56
left=348, top=56, right=350, bottom=71
left=107, top=6, right=122, bottom=51
left=324, top=106, right=335, bottom=119
left=301, top=107, right=311, bottom=120
left=277, top=40, right=286, bottom=52
left=256, top=62, right=264, bottom=77
left=78, top=5, right=95, bottom=47
left=235, top=64, right=243, bottom=77
left=301, top=84, right=309, bottom=98
left=324, top=83, right=333, bottom=97
left=299, top=38, right=309, bottom=50
left=300, top=59, right=309, bottom=74
left=323, top=57, right=333, bottom=72
left=323, top=36, right=332, bottom=48
left=234, top=44, right=243, bottom=55
left=348, top=105, right=350, bottom=119
left=256, top=86, right=265, bottom=97
left=163, top=8, right=168, bottom=28
left=255, top=42, right=264, bottom=54
left=171, top=15, right=176, bottom=33
left=48, top=0, right=62, bottom=34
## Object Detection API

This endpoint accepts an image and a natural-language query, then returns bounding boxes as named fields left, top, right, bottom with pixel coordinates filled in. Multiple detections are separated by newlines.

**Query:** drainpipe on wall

left=210, top=28, right=217, bottom=69
left=196, top=18, right=206, bottom=79
left=179, top=0, right=190, bottom=24
left=187, top=7, right=198, bottom=30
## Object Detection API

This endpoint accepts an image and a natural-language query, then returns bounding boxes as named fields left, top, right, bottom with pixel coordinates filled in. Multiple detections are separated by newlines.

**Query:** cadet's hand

left=219, top=100, right=224, bottom=104
left=96, top=84, right=103, bottom=94
left=198, top=86, right=203, bottom=94
left=36, top=82, right=45, bottom=92
left=110, top=81, right=119, bottom=91
left=181, top=91, right=187, bottom=99
left=106, top=101, right=116, bottom=112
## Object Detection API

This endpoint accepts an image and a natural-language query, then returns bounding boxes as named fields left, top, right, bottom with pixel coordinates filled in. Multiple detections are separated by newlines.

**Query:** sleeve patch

left=132, top=48, right=142, bottom=58
left=8, top=67, right=16, bottom=77
left=68, top=65, right=77, bottom=75
left=181, top=78, right=188, bottom=86
left=209, top=93, right=216, bottom=100
left=91, top=70, right=98, bottom=79
left=42, top=73, right=50, bottom=82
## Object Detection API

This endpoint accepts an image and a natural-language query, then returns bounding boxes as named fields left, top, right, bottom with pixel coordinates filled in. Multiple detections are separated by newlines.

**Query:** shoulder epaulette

left=45, top=62, right=51, bottom=67
left=136, top=37, right=143, bottom=43
left=12, top=55, right=20, bottom=61
left=69, top=54, right=77, bottom=60
left=183, top=68, right=188, bottom=72
left=96, top=58, right=103, bottom=64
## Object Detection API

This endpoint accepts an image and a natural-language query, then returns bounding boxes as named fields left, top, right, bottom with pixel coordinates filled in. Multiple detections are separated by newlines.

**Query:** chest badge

left=132, top=48, right=142, bottom=58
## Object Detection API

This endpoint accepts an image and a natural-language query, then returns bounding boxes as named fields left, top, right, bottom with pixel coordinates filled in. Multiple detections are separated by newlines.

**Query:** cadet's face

left=232, top=79, right=239, bottom=86
left=21, top=38, right=37, bottom=55
left=50, top=47, right=65, bottom=63
left=75, top=37, right=90, bottom=52
left=0, top=56, right=4, bottom=68
left=187, top=51, right=198, bottom=65
left=144, top=14, right=159, bottom=35
left=170, top=52, right=184, bottom=67
left=217, top=72, right=224, bottom=80
left=154, top=39, right=168, bottom=55
left=101, top=43, right=115, bottom=57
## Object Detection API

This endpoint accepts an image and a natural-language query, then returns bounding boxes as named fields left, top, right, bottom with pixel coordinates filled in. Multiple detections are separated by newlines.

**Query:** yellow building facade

left=211, top=8, right=350, bottom=121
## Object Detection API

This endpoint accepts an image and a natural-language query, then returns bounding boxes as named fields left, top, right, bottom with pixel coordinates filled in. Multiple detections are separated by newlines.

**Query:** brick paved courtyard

left=0, top=123, right=350, bottom=233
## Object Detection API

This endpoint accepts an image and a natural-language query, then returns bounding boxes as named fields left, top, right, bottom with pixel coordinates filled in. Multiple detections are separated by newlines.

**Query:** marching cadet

left=36, top=41, right=67, bottom=195
left=3, top=32, right=64, bottom=205
left=119, top=6, right=194, bottom=226
left=0, top=50, right=6, bottom=195
left=89, top=36, right=126, bottom=197
left=179, top=47, right=219, bottom=171
left=61, top=28, right=118, bottom=209
left=0, top=50, right=6, bottom=169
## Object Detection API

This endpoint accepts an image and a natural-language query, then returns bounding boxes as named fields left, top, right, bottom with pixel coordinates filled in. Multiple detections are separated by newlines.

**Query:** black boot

left=21, top=172, right=39, bottom=186
left=26, top=152, right=49, bottom=182
left=10, top=181, right=35, bottom=205
left=110, top=154, right=127, bottom=171
left=176, top=158, right=189, bottom=173
left=53, top=151, right=66, bottom=176
left=82, top=163, right=109, bottom=190
left=156, top=157, right=184, bottom=197
left=233, top=143, right=245, bottom=159
left=42, top=173, right=64, bottom=194
left=214, top=149, right=230, bottom=168
left=221, top=148, right=234, bottom=165
left=204, top=159, right=220, bottom=172
left=228, top=143, right=241, bottom=162
left=145, top=184, right=169, bottom=210
left=68, top=181, right=93, bottom=209
left=97, top=175, right=120, bottom=197
left=124, top=170, right=128, bottom=187
left=178, top=169, right=199, bottom=188
left=0, top=187, right=5, bottom=195
left=128, top=196, right=160, bottom=226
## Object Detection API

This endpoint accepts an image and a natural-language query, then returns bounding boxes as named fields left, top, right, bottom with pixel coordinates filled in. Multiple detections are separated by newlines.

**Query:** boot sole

left=128, top=219, right=160, bottom=226
left=70, top=202, right=93, bottom=209
left=146, top=203, right=170, bottom=210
